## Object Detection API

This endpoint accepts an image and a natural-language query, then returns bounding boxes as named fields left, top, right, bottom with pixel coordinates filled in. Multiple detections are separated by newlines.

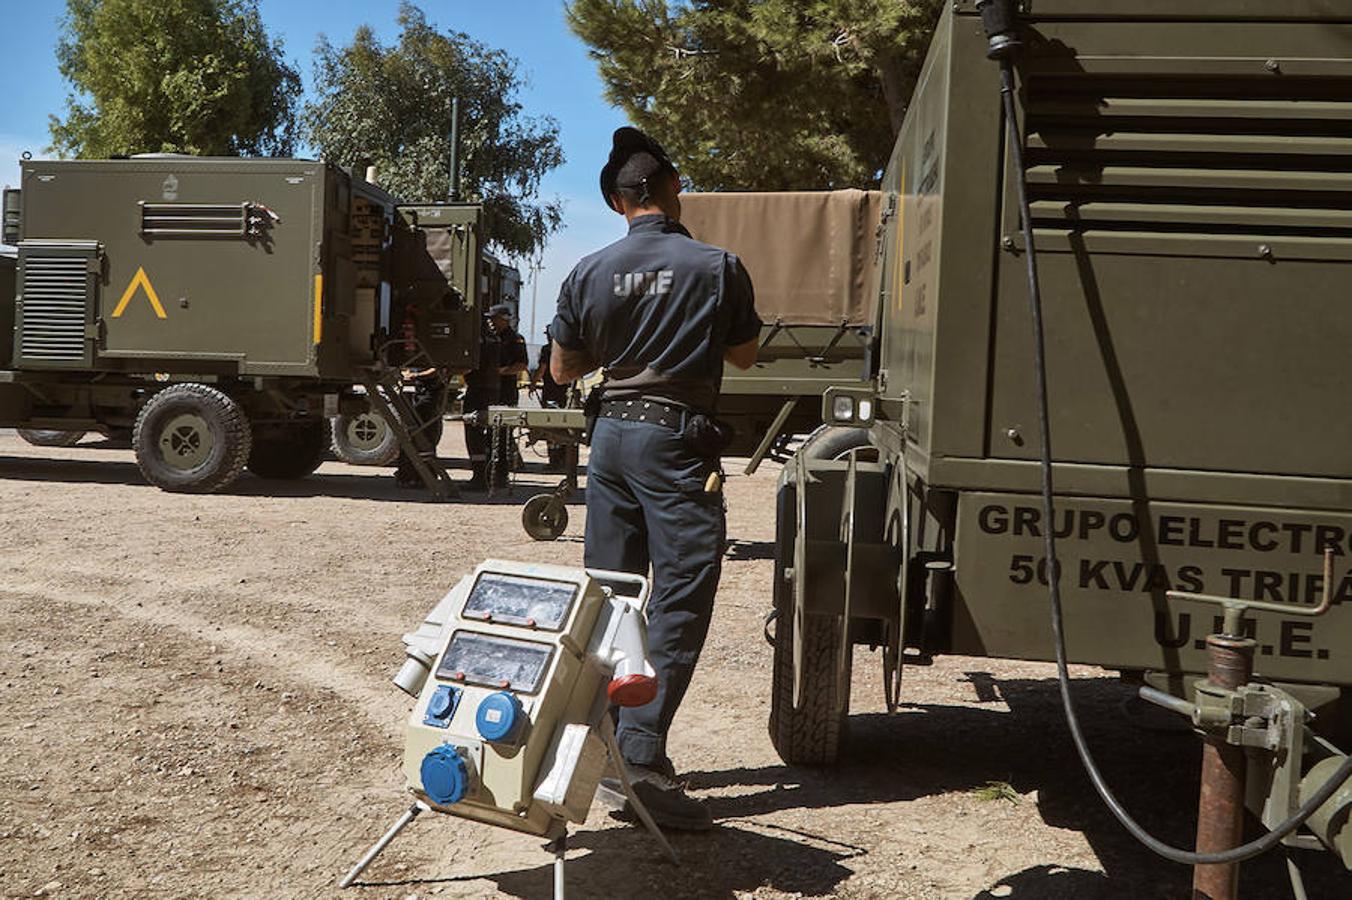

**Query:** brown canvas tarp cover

left=679, top=189, right=882, bottom=327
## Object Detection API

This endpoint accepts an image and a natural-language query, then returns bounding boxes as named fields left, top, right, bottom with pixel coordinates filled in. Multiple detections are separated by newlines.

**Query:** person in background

left=488, top=303, right=528, bottom=484
left=533, top=325, right=570, bottom=408
left=532, top=325, right=572, bottom=472
left=392, top=367, right=444, bottom=487
left=491, top=304, right=529, bottom=407
left=461, top=312, right=501, bottom=492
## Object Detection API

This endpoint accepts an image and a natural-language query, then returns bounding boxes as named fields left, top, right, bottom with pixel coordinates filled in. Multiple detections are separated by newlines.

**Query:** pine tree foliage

left=567, top=0, right=943, bottom=190
left=304, top=3, right=564, bottom=258
left=50, top=0, right=301, bottom=158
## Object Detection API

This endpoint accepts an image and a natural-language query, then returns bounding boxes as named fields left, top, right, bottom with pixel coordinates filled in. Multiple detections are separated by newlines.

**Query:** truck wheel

left=768, top=479, right=852, bottom=765
left=331, top=411, right=399, bottom=466
left=133, top=384, right=252, bottom=493
left=247, top=421, right=328, bottom=480
left=17, top=429, right=87, bottom=447
left=802, top=426, right=874, bottom=462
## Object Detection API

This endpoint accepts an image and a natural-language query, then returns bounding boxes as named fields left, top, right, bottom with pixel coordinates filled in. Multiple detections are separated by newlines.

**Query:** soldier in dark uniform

left=534, top=326, right=570, bottom=408
left=533, top=325, right=571, bottom=471
left=550, top=127, right=761, bottom=830
left=461, top=313, right=501, bottom=491
left=490, top=303, right=529, bottom=482
left=490, top=303, right=529, bottom=406
left=392, top=366, right=445, bottom=487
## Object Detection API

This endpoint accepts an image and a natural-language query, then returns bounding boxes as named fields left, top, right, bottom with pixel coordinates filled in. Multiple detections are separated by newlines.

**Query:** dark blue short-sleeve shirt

left=551, top=214, right=761, bottom=411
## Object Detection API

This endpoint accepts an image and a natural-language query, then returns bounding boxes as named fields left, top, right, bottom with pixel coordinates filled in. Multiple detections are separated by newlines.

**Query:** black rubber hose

left=997, top=58, right=1352, bottom=867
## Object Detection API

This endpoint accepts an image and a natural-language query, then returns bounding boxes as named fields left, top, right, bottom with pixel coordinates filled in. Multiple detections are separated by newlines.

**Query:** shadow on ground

left=0, top=454, right=587, bottom=507
left=725, top=538, right=775, bottom=561
left=362, top=818, right=864, bottom=899
left=674, top=675, right=1343, bottom=899
left=357, top=675, right=1344, bottom=898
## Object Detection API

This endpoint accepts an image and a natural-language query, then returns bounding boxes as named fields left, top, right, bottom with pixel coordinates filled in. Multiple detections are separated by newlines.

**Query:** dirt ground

left=0, top=428, right=1346, bottom=899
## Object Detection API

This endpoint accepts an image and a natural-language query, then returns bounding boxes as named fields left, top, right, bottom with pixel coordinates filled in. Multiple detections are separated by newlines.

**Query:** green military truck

left=1, top=155, right=482, bottom=493
left=770, top=0, right=1352, bottom=880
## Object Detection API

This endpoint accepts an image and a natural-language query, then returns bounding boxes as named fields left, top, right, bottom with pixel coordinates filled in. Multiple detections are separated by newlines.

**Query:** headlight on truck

left=823, top=386, right=877, bottom=428
left=832, top=395, right=856, bottom=422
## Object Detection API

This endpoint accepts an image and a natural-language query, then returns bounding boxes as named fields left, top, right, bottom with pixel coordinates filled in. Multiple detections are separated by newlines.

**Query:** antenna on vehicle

left=448, top=98, right=462, bottom=202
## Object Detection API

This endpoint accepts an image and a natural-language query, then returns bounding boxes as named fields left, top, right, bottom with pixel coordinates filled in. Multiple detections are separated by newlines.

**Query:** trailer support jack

left=1192, top=632, right=1254, bottom=900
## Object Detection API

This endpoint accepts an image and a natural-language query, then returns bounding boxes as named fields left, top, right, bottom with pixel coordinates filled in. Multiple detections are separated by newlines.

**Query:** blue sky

left=0, top=0, right=635, bottom=339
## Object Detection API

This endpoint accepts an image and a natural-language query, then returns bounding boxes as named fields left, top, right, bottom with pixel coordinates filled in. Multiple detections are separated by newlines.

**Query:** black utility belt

left=598, top=396, right=734, bottom=456
left=599, top=397, right=691, bottom=430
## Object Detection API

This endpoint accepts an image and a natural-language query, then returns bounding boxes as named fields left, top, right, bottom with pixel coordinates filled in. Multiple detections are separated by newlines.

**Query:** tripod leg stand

left=339, top=800, right=429, bottom=888
left=340, top=720, right=677, bottom=891
left=542, top=825, right=569, bottom=900
left=598, top=717, right=680, bottom=865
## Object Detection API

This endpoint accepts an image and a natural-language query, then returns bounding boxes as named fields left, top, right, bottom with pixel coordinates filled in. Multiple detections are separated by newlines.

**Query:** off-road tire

left=802, top=425, right=874, bottom=462
left=17, top=429, right=86, bottom=448
left=770, top=606, right=852, bottom=766
left=132, top=384, right=251, bottom=493
left=247, top=420, right=328, bottom=480
left=768, top=478, right=853, bottom=766
left=331, top=411, right=400, bottom=466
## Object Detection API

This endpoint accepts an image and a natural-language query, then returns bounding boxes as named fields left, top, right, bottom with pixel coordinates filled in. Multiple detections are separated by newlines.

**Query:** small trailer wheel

left=522, top=493, right=568, bottom=541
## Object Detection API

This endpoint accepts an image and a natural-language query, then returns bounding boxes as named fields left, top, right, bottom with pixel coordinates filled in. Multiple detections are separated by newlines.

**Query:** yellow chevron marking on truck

left=111, top=267, right=167, bottom=319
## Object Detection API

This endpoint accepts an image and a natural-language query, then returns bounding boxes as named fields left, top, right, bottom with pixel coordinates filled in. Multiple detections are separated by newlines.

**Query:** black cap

left=486, top=303, right=514, bottom=319
left=600, top=127, right=677, bottom=211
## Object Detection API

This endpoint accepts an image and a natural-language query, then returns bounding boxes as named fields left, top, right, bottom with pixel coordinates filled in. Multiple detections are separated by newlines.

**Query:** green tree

left=567, top=0, right=943, bottom=191
left=304, top=3, right=564, bottom=258
left=50, top=0, right=301, bottom=158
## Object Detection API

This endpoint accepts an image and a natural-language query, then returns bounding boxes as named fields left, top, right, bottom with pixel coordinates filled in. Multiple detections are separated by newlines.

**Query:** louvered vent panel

left=140, top=203, right=247, bottom=237
left=1024, top=76, right=1352, bottom=238
left=17, top=248, right=95, bottom=366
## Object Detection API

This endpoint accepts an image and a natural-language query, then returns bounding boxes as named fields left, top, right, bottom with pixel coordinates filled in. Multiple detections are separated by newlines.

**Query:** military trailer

left=686, top=189, right=881, bottom=463
left=771, top=0, right=1352, bottom=880
left=0, top=156, right=482, bottom=493
left=488, top=189, right=881, bottom=539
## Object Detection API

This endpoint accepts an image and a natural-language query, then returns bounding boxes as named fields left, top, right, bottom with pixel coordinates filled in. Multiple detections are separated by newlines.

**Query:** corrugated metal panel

left=15, top=242, right=98, bottom=367
left=1024, top=79, right=1352, bottom=240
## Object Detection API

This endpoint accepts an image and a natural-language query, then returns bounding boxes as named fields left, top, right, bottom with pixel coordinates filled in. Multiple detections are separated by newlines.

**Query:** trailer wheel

left=331, top=411, right=400, bottom=466
left=802, top=426, right=874, bottom=462
left=770, top=602, right=852, bottom=766
left=522, top=493, right=568, bottom=541
left=133, top=384, right=252, bottom=493
left=247, top=421, right=328, bottom=480
left=17, top=429, right=87, bottom=447
left=768, top=478, right=852, bottom=765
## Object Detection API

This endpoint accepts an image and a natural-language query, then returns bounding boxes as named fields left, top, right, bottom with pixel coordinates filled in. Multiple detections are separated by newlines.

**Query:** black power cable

left=986, top=9, right=1352, bottom=867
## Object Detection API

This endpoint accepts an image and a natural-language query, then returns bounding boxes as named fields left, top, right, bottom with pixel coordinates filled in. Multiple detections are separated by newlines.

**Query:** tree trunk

left=875, top=51, right=910, bottom=137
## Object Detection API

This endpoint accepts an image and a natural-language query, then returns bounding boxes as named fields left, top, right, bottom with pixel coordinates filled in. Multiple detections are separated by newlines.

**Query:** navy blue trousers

left=584, top=416, right=725, bottom=767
